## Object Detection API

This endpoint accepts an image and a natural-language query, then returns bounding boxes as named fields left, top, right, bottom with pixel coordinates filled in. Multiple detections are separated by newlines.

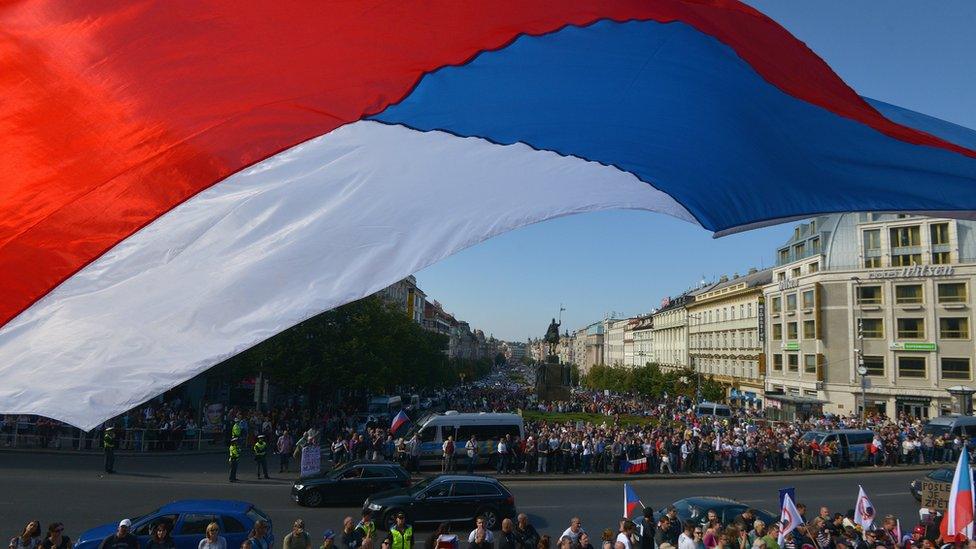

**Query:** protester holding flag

left=946, top=443, right=975, bottom=541
left=854, top=486, right=876, bottom=533
left=778, top=494, right=803, bottom=547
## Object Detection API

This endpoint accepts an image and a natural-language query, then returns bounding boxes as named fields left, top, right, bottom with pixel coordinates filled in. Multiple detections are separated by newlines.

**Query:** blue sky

left=417, top=1, right=976, bottom=342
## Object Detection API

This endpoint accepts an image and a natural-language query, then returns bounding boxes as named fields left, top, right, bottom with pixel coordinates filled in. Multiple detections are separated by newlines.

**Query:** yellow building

left=687, top=268, right=772, bottom=406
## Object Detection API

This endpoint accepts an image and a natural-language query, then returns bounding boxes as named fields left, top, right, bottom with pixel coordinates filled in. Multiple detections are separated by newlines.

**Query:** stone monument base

left=536, top=358, right=571, bottom=401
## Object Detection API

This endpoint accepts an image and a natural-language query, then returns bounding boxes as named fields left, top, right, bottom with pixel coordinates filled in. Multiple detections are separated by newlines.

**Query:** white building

left=631, top=316, right=654, bottom=367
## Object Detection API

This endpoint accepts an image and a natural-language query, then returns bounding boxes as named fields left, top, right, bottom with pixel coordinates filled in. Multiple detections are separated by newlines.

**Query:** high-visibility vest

left=229, top=444, right=240, bottom=461
left=254, top=440, right=268, bottom=458
left=103, top=432, right=116, bottom=449
left=232, top=422, right=242, bottom=438
left=391, top=526, right=413, bottom=549
left=355, top=521, right=376, bottom=541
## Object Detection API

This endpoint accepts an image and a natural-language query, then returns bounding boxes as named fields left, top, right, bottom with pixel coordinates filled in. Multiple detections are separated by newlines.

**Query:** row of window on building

left=770, top=353, right=972, bottom=380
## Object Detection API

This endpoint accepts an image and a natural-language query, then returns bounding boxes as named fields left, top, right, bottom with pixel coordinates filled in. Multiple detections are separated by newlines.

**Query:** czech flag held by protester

left=947, top=446, right=975, bottom=539
left=621, top=457, right=648, bottom=475
left=624, top=484, right=643, bottom=519
left=390, top=410, right=410, bottom=435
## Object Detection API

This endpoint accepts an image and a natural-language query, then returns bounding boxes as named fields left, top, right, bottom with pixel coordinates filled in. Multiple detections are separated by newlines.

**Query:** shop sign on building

left=868, top=265, right=954, bottom=280
left=782, top=341, right=799, bottom=351
left=890, top=342, right=937, bottom=351
left=757, top=298, right=766, bottom=343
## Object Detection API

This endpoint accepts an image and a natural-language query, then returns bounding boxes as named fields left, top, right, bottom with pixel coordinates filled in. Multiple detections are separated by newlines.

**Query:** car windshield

left=923, top=423, right=951, bottom=436
left=409, top=477, right=436, bottom=494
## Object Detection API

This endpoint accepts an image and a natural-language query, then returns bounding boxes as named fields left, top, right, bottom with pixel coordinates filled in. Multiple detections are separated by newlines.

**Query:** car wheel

left=385, top=510, right=402, bottom=531
left=302, top=489, right=324, bottom=507
left=478, top=507, right=499, bottom=529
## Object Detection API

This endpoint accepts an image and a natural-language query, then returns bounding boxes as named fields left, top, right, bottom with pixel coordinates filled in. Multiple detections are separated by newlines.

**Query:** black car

left=364, top=475, right=517, bottom=530
left=657, top=497, right=776, bottom=526
left=292, top=461, right=411, bottom=507
left=910, top=467, right=954, bottom=501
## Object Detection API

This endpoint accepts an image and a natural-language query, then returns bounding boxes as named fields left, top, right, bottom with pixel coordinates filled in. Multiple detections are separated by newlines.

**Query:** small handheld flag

left=779, top=492, right=803, bottom=545
left=621, top=457, right=648, bottom=475
left=624, top=483, right=644, bottom=519
left=854, top=485, right=876, bottom=531
left=947, top=446, right=975, bottom=540
left=390, top=410, right=410, bottom=434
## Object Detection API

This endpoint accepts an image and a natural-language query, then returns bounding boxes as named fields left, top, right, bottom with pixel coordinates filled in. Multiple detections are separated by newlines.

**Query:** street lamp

left=851, top=276, right=868, bottom=422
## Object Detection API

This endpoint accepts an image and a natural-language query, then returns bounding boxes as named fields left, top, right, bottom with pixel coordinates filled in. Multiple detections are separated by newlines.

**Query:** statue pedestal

left=535, top=360, right=571, bottom=401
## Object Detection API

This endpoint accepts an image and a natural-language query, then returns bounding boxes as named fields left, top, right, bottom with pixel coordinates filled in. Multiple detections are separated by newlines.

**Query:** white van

left=696, top=402, right=733, bottom=418
left=411, top=412, right=524, bottom=465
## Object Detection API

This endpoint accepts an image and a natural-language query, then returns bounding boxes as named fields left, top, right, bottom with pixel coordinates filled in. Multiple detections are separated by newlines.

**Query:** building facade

left=764, top=213, right=976, bottom=419
left=652, top=293, right=695, bottom=370
left=573, top=327, right=588, bottom=370
left=631, top=316, right=654, bottom=367
left=604, top=318, right=629, bottom=366
left=688, top=269, right=771, bottom=405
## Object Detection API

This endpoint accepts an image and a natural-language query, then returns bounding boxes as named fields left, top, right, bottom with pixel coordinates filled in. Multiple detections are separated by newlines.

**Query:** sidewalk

left=0, top=446, right=226, bottom=457
left=490, top=463, right=933, bottom=482
left=0, top=445, right=937, bottom=479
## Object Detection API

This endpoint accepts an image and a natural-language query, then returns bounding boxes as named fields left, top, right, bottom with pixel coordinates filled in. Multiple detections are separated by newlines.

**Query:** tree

left=210, top=295, right=484, bottom=405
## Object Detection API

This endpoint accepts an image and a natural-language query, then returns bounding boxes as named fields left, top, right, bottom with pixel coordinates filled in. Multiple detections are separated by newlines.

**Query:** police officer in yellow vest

left=390, top=512, right=412, bottom=549
left=103, top=426, right=117, bottom=474
left=229, top=436, right=241, bottom=482
left=254, top=434, right=270, bottom=479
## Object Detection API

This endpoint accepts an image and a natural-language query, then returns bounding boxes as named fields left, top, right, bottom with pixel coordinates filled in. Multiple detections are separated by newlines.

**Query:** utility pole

left=852, top=276, right=868, bottom=422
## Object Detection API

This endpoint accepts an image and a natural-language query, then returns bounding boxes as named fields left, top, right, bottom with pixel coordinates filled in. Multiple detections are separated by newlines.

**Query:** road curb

left=467, top=464, right=934, bottom=482
left=0, top=447, right=226, bottom=457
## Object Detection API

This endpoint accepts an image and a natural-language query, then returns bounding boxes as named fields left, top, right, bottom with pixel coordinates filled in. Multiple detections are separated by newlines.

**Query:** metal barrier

left=1, top=426, right=225, bottom=452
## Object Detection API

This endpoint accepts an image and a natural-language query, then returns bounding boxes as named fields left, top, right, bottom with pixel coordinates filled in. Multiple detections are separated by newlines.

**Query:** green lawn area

left=521, top=410, right=659, bottom=427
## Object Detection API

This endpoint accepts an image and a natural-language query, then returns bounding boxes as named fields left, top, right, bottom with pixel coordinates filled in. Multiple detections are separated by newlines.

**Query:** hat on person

left=258, top=434, right=266, bottom=439
left=912, top=526, right=926, bottom=536
left=231, top=437, right=240, bottom=442
left=106, top=426, right=115, bottom=431
left=322, top=530, right=335, bottom=540
left=395, top=512, right=406, bottom=519
left=119, top=519, right=132, bottom=528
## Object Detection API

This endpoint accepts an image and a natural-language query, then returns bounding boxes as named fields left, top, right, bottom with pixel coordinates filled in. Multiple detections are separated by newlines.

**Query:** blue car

left=74, top=500, right=273, bottom=549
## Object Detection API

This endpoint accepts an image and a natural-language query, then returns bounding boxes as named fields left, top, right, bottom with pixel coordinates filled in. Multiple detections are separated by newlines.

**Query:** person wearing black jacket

left=653, top=518, right=672, bottom=549
left=663, top=506, right=682, bottom=546
left=634, top=507, right=655, bottom=549
left=498, top=520, right=517, bottom=549
left=514, top=515, right=540, bottom=549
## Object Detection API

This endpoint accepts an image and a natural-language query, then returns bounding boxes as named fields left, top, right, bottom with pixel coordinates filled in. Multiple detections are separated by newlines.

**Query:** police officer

left=103, top=426, right=117, bottom=474
left=229, top=436, right=241, bottom=482
left=254, top=434, right=270, bottom=479
left=390, top=512, right=412, bottom=549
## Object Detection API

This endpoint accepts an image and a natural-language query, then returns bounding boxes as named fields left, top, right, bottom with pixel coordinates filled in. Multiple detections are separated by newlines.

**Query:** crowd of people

left=8, top=502, right=962, bottom=549
left=4, top=365, right=968, bottom=480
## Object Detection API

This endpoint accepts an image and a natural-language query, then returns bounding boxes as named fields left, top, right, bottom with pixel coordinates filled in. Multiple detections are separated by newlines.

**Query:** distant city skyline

left=417, top=1, right=976, bottom=342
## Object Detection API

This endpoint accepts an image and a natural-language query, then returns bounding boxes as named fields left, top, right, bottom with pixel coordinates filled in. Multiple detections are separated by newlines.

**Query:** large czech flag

left=947, top=448, right=975, bottom=539
left=2, top=1, right=976, bottom=429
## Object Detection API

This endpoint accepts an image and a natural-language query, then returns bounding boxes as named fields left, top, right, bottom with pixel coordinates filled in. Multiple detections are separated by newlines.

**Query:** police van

left=695, top=402, right=733, bottom=418
left=800, top=429, right=875, bottom=465
left=922, top=415, right=976, bottom=437
left=410, top=412, right=524, bottom=466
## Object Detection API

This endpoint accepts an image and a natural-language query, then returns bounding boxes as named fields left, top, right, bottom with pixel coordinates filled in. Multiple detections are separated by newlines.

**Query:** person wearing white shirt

left=616, top=521, right=635, bottom=549
left=561, top=518, right=584, bottom=543
left=678, top=522, right=696, bottom=549
left=468, top=516, right=494, bottom=544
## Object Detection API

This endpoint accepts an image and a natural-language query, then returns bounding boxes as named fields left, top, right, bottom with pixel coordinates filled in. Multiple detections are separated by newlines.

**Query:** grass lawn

left=521, top=410, right=659, bottom=427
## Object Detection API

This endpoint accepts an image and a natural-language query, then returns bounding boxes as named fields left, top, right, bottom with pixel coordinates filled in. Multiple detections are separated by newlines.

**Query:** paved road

left=0, top=452, right=927, bottom=543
